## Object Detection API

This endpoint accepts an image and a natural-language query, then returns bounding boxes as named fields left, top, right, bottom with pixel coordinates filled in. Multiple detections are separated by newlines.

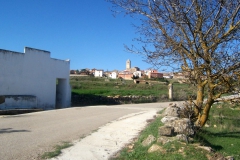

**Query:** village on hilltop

left=70, top=59, right=189, bottom=80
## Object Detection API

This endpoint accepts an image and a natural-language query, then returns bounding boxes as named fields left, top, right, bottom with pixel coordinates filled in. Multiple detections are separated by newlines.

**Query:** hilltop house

left=94, top=69, right=103, bottom=77
left=118, top=70, right=133, bottom=80
left=70, top=70, right=76, bottom=74
left=148, top=70, right=163, bottom=79
left=163, top=73, right=173, bottom=79
left=0, top=47, right=71, bottom=110
left=79, top=69, right=90, bottom=75
left=173, top=72, right=189, bottom=79
left=109, top=71, right=118, bottom=79
left=133, top=71, right=142, bottom=78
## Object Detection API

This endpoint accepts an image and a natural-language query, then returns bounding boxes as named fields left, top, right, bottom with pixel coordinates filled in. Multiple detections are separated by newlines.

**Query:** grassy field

left=195, top=102, right=240, bottom=159
left=111, top=102, right=240, bottom=160
left=70, top=76, right=197, bottom=105
left=71, top=76, right=169, bottom=96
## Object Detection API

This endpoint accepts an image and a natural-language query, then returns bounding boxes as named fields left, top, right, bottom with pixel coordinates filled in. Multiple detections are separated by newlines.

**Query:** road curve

left=0, top=102, right=172, bottom=160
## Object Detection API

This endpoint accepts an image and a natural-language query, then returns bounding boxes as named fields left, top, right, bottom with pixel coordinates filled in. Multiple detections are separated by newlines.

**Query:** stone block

left=142, top=134, right=156, bottom=147
left=148, top=144, right=165, bottom=153
left=157, top=136, right=176, bottom=145
left=161, top=116, right=179, bottom=124
left=176, top=134, right=188, bottom=142
left=159, top=126, right=174, bottom=136
left=162, top=105, right=180, bottom=117
left=171, top=118, right=194, bottom=135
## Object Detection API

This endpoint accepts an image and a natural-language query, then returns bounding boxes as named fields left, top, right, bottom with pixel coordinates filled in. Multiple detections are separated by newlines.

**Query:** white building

left=163, top=75, right=173, bottom=79
left=0, top=47, right=71, bottom=110
left=109, top=72, right=117, bottom=79
left=133, top=71, right=142, bottom=78
left=94, top=69, right=103, bottom=77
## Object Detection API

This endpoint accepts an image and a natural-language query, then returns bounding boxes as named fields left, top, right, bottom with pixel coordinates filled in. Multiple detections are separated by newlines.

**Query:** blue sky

left=0, top=0, right=157, bottom=71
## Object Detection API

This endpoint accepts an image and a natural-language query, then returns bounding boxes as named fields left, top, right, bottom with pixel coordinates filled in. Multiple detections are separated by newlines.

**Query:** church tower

left=126, top=59, right=131, bottom=70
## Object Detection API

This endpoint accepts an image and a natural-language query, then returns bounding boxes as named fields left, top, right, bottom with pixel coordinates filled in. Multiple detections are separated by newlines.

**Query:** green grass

left=72, top=87, right=167, bottom=96
left=112, top=116, right=210, bottom=160
left=41, top=141, right=72, bottom=159
left=70, top=76, right=196, bottom=98
left=195, top=103, right=240, bottom=159
left=70, top=77, right=198, bottom=106
left=112, top=103, right=240, bottom=160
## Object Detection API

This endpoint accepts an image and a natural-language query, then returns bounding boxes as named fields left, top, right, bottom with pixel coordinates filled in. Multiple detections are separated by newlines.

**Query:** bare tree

left=108, top=0, right=240, bottom=127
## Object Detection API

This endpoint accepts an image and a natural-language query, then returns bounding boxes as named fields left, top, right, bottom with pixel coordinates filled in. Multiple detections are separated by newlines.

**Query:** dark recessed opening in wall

left=56, top=78, right=66, bottom=109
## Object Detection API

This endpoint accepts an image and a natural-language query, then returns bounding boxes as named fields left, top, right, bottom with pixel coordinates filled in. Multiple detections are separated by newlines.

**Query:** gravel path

left=51, top=110, right=157, bottom=160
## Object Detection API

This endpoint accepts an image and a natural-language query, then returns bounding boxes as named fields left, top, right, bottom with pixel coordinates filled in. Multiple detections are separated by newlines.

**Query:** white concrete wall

left=0, top=47, right=71, bottom=110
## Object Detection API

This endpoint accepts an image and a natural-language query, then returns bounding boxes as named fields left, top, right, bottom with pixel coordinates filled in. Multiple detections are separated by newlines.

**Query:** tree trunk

left=195, top=74, right=214, bottom=127
left=194, top=84, right=204, bottom=117
left=196, top=99, right=214, bottom=127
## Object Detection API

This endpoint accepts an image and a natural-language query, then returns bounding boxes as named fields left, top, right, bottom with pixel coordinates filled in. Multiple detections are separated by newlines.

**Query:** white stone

left=162, top=105, right=180, bottom=117
left=148, top=144, right=164, bottom=153
left=142, top=134, right=156, bottom=147
left=161, top=116, right=179, bottom=124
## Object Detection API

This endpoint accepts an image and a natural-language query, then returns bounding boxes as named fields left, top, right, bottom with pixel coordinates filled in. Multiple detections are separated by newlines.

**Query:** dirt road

left=0, top=102, right=171, bottom=160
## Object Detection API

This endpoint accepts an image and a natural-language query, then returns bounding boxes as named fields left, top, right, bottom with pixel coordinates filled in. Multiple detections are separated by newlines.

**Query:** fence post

left=168, top=83, right=173, bottom=100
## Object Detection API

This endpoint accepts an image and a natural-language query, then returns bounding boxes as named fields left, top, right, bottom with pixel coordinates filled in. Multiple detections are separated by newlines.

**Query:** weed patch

left=41, top=141, right=72, bottom=159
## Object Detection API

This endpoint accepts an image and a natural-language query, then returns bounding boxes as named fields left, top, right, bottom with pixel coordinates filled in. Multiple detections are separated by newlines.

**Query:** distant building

left=126, top=59, right=131, bottom=70
left=173, top=72, right=189, bottom=79
left=148, top=70, right=163, bottom=79
left=126, top=59, right=140, bottom=73
left=128, top=67, right=140, bottom=73
left=163, top=73, right=173, bottom=79
left=109, top=71, right=117, bottom=79
left=133, top=71, right=142, bottom=78
left=94, top=69, right=103, bottom=77
left=70, top=70, right=76, bottom=74
left=118, top=71, right=133, bottom=80
left=79, top=69, right=90, bottom=75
